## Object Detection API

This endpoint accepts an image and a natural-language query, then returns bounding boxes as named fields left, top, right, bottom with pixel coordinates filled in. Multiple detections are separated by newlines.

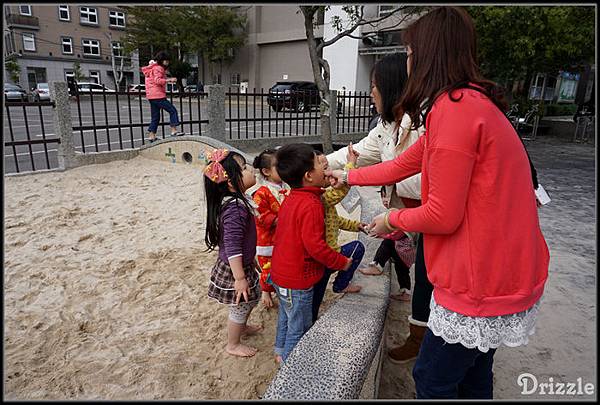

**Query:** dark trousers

left=373, top=238, right=411, bottom=290
left=312, top=241, right=365, bottom=324
left=148, top=98, right=180, bottom=133
left=413, top=329, right=496, bottom=399
left=412, top=234, right=433, bottom=323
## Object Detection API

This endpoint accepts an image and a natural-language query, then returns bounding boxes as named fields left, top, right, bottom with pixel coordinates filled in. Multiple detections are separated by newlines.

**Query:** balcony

left=6, top=14, right=39, bottom=30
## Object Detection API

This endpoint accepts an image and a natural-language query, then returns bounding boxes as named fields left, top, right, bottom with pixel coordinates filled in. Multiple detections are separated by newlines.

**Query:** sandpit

left=4, top=156, right=349, bottom=400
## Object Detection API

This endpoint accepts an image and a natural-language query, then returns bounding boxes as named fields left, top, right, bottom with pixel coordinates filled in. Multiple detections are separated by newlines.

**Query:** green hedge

left=543, top=103, right=578, bottom=117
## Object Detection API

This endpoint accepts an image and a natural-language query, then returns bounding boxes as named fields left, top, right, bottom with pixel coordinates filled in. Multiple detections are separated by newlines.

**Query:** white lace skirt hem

left=427, top=294, right=541, bottom=353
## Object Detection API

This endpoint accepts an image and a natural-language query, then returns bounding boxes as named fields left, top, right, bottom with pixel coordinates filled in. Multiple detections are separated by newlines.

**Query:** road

left=4, top=95, right=371, bottom=174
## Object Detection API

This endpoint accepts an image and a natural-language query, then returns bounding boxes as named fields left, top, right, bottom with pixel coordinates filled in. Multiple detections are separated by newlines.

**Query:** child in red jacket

left=252, top=149, right=290, bottom=309
left=270, top=143, right=352, bottom=363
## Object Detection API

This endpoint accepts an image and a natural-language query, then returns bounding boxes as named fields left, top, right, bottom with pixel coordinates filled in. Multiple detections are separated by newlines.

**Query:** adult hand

left=325, top=169, right=346, bottom=188
left=368, top=212, right=392, bottom=237
left=347, top=142, right=360, bottom=166
left=234, top=278, right=250, bottom=304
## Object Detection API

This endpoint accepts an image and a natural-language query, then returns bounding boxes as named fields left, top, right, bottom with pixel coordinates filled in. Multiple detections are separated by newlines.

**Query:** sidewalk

left=379, top=134, right=597, bottom=399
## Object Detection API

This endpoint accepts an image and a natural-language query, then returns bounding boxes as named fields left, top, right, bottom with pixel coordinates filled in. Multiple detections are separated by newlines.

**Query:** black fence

left=226, top=88, right=322, bottom=140
left=72, top=89, right=209, bottom=153
left=337, top=91, right=372, bottom=134
left=4, top=100, right=60, bottom=174
left=225, top=88, right=373, bottom=140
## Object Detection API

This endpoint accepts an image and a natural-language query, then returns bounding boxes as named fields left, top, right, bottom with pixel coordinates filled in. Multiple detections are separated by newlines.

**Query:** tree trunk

left=301, top=7, right=334, bottom=153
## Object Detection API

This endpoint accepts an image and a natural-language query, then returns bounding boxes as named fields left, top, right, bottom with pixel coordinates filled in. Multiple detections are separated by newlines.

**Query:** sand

left=3, top=156, right=347, bottom=400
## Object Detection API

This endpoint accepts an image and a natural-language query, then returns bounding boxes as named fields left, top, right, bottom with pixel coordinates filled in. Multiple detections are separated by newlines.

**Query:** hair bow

left=204, top=149, right=229, bottom=183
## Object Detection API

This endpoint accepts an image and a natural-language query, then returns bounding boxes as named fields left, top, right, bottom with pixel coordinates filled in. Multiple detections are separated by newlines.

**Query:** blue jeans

left=413, top=329, right=497, bottom=399
left=272, top=282, right=314, bottom=362
left=312, top=240, right=365, bottom=323
left=148, top=98, right=180, bottom=133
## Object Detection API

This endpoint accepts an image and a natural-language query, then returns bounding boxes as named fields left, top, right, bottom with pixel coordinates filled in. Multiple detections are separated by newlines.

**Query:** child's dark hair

left=275, top=143, right=316, bottom=189
left=153, top=50, right=170, bottom=68
left=204, top=151, right=252, bottom=251
left=253, top=148, right=277, bottom=178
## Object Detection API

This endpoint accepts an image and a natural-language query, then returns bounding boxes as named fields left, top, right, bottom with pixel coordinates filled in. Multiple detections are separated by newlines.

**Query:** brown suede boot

left=388, top=323, right=427, bottom=364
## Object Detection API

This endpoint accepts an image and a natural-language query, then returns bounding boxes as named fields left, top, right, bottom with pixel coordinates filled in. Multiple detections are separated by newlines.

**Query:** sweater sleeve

left=348, top=134, right=425, bottom=186
left=389, top=96, right=478, bottom=234
left=253, top=188, right=277, bottom=230
left=152, top=66, right=167, bottom=86
left=300, top=202, right=349, bottom=270
left=338, top=216, right=361, bottom=232
left=221, top=201, right=248, bottom=259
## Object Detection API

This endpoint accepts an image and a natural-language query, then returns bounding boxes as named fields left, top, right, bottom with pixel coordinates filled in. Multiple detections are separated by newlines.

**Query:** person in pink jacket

left=140, top=51, right=184, bottom=142
left=328, top=7, right=549, bottom=399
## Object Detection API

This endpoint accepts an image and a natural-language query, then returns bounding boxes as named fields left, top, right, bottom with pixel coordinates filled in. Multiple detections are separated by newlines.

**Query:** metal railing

left=337, top=91, right=372, bottom=134
left=72, top=88, right=208, bottom=153
left=4, top=99, right=60, bottom=174
left=225, top=89, right=322, bottom=139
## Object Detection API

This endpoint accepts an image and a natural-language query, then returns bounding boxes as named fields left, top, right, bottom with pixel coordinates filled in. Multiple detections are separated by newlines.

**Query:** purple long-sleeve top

left=218, top=199, right=257, bottom=267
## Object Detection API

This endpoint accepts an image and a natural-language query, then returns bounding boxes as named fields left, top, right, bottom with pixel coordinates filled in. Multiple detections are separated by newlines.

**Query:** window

left=80, top=7, right=98, bottom=24
left=22, top=32, right=35, bottom=51
left=89, top=71, right=100, bottom=84
left=111, top=41, right=123, bottom=57
left=378, top=5, right=395, bottom=17
left=64, top=70, right=74, bottom=81
left=109, top=10, right=126, bottom=27
left=82, top=39, right=100, bottom=56
left=61, top=37, right=73, bottom=54
left=58, top=5, right=70, bottom=21
left=231, top=73, right=241, bottom=85
left=19, top=5, right=32, bottom=16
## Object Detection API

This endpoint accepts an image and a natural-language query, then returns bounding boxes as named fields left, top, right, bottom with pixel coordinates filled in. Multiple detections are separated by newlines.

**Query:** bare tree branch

left=318, top=6, right=410, bottom=51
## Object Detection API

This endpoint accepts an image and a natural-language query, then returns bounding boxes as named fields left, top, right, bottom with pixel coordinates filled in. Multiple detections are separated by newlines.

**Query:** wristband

left=341, top=170, right=349, bottom=185
left=383, top=210, right=398, bottom=232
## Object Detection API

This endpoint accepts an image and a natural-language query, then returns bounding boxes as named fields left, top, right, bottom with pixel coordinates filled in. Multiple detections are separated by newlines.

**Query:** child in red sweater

left=252, top=149, right=290, bottom=309
left=271, top=143, right=352, bottom=363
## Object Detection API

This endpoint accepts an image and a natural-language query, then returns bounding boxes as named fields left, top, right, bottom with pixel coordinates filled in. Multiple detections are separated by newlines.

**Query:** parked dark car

left=267, top=81, right=321, bottom=112
left=4, top=83, right=31, bottom=101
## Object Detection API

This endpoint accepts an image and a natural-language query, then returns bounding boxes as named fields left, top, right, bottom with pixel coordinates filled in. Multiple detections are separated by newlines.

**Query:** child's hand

left=234, top=278, right=250, bottom=304
left=358, top=222, right=369, bottom=233
left=261, top=291, right=274, bottom=309
left=346, top=142, right=360, bottom=165
left=343, top=257, right=353, bottom=271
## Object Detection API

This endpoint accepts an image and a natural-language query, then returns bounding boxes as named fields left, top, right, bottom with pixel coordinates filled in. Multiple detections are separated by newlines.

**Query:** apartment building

left=3, top=4, right=140, bottom=91
left=194, top=5, right=412, bottom=93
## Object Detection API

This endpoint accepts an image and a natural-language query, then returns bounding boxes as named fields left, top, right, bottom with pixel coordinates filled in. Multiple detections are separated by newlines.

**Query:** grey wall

left=259, top=40, right=314, bottom=88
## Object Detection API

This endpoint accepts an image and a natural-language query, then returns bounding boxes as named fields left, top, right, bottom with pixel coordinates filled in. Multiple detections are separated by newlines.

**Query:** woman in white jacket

left=327, top=52, right=430, bottom=363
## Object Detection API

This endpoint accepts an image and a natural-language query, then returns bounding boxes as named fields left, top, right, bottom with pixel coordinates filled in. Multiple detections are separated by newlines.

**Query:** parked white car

left=32, top=83, right=51, bottom=101
left=76, top=82, right=116, bottom=93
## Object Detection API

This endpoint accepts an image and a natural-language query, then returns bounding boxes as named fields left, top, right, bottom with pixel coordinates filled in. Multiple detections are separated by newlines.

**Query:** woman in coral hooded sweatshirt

left=141, top=51, right=185, bottom=142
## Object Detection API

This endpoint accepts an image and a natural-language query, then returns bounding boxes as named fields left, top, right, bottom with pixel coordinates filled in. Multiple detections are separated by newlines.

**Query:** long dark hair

left=204, top=151, right=252, bottom=251
left=396, top=6, right=508, bottom=130
left=371, top=53, right=408, bottom=125
left=153, top=50, right=170, bottom=68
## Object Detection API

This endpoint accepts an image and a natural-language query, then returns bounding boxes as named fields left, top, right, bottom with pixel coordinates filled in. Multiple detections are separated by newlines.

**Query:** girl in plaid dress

left=204, top=149, right=263, bottom=358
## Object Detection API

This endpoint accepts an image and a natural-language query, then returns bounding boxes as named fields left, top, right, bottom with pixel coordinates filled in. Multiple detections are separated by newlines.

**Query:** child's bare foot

left=336, top=283, right=362, bottom=293
left=390, top=291, right=412, bottom=302
left=359, top=264, right=383, bottom=276
left=242, top=324, right=263, bottom=336
left=226, top=343, right=257, bottom=357
left=275, top=355, right=283, bottom=364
